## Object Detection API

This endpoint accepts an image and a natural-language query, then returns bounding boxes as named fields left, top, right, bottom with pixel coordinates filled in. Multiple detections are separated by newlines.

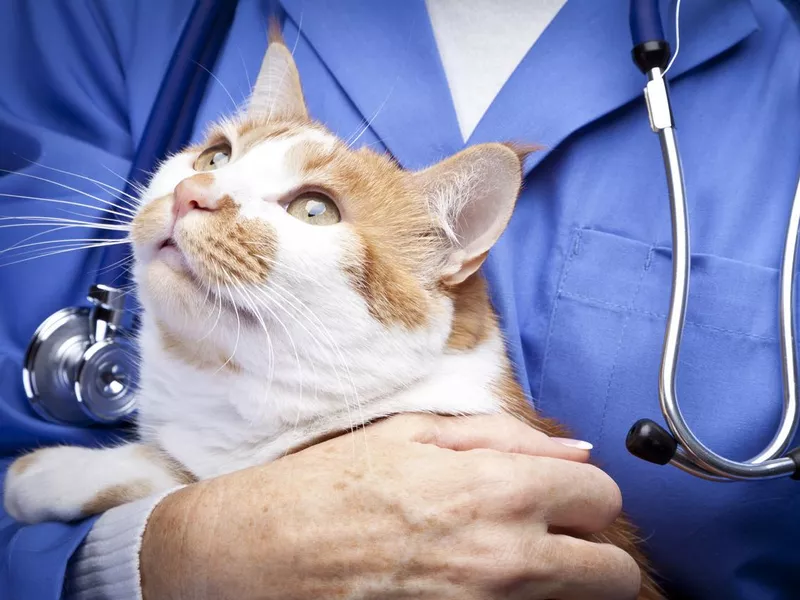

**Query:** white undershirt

left=425, top=0, right=567, bottom=142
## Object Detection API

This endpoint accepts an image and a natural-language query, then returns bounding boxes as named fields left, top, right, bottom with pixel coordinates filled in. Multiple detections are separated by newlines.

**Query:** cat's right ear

left=414, top=143, right=536, bottom=286
left=246, top=20, right=308, bottom=120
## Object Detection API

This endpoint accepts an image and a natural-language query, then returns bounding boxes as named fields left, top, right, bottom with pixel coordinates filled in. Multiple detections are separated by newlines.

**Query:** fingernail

left=553, top=438, right=593, bottom=450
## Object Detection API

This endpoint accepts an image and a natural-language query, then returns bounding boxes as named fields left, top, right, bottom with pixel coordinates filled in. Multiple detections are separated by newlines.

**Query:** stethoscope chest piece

left=23, top=285, right=138, bottom=426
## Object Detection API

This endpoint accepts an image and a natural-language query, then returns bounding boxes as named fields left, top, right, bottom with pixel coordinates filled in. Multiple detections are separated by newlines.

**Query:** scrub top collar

left=278, top=0, right=758, bottom=175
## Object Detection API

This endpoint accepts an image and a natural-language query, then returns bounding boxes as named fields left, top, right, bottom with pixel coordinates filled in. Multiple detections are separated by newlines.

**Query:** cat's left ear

left=415, top=143, right=534, bottom=286
left=246, top=21, right=308, bottom=120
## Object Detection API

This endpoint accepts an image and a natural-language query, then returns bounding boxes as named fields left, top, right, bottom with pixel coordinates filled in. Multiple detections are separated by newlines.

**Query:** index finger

left=383, top=413, right=593, bottom=462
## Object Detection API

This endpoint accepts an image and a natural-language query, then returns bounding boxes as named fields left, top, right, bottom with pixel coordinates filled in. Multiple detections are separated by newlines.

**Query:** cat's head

left=130, top=31, right=529, bottom=398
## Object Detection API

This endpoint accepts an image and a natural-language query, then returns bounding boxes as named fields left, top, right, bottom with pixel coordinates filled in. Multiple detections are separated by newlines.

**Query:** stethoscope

left=624, top=0, right=800, bottom=481
left=20, top=0, right=800, bottom=481
left=20, top=0, right=239, bottom=426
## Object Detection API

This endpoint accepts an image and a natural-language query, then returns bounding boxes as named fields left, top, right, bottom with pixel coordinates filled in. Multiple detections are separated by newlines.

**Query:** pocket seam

left=560, top=291, right=778, bottom=343
left=536, top=230, right=582, bottom=404
left=596, top=245, right=654, bottom=445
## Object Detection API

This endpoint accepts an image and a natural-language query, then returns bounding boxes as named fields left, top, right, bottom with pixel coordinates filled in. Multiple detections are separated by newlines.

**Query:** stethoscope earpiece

left=23, top=284, right=138, bottom=426
left=626, top=419, right=678, bottom=466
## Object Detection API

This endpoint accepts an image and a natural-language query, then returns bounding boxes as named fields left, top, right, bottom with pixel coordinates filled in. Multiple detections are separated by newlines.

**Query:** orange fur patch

left=295, top=140, right=438, bottom=329
left=183, top=115, right=445, bottom=331
left=159, top=324, right=241, bottom=374
left=81, top=480, right=154, bottom=516
left=137, top=445, right=197, bottom=485
left=178, top=196, right=277, bottom=286
left=345, top=239, right=429, bottom=329
left=189, top=172, right=214, bottom=187
left=444, top=274, right=496, bottom=351
left=9, top=453, right=38, bottom=477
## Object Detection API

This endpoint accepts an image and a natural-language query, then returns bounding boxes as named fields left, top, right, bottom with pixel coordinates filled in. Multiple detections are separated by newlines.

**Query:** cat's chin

left=138, top=258, right=209, bottom=315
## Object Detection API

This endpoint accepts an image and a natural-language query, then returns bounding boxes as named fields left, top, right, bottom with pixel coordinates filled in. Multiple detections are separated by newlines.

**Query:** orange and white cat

left=4, top=29, right=661, bottom=599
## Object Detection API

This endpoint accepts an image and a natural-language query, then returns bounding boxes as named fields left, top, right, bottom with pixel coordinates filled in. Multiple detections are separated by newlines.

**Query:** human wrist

left=65, top=485, right=185, bottom=600
left=140, top=484, right=205, bottom=600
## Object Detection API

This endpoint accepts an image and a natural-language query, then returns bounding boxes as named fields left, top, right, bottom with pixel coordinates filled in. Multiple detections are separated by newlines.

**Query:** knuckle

left=389, top=412, right=440, bottom=437
left=577, top=463, right=624, bottom=523
left=597, top=470, right=624, bottom=520
left=604, top=545, right=642, bottom=596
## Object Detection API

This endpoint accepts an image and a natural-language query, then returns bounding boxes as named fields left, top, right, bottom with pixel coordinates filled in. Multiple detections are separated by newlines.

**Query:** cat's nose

left=173, top=175, right=219, bottom=219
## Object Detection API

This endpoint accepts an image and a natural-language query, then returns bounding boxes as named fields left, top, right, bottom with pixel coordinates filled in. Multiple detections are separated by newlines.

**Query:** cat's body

left=139, top=277, right=510, bottom=481
left=4, top=29, right=662, bottom=599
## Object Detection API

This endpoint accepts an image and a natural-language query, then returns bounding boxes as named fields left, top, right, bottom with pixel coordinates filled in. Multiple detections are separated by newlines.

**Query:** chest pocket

left=537, top=227, right=791, bottom=462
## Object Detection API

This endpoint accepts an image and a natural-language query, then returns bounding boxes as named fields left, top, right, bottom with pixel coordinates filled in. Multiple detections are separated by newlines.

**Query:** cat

left=3, top=27, right=662, bottom=599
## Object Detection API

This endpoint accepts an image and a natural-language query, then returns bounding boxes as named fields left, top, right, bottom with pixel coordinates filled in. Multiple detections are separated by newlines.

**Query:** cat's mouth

left=154, top=236, right=201, bottom=288
left=159, top=238, right=177, bottom=250
left=157, top=237, right=184, bottom=267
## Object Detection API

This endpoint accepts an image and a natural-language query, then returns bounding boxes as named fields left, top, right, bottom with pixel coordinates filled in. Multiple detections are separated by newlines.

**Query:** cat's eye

left=194, top=142, right=232, bottom=171
left=286, top=193, right=341, bottom=226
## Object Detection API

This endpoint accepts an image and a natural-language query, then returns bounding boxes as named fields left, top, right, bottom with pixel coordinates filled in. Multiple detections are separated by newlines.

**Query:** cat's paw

left=4, top=444, right=182, bottom=524
left=4, top=447, right=94, bottom=523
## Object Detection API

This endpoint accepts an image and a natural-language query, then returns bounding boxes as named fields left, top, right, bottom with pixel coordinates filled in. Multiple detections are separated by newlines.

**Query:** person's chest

left=187, top=0, right=800, bottom=596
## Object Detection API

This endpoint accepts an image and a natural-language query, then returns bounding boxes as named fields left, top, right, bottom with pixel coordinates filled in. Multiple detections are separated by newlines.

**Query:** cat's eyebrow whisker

left=100, top=164, right=149, bottom=197
left=0, top=193, right=135, bottom=221
left=237, top=49, right=251, bottom=105
left=193, top=61, right=239, bottom=112
left=0, top=171, right=138, bottom=217
left=346, top=74, right=399, bottom=149
left=20, top=159, right=142, bottom=209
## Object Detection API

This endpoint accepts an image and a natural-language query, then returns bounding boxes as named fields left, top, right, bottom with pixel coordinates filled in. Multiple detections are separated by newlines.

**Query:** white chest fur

left=135, top=316, right=507, bottom=479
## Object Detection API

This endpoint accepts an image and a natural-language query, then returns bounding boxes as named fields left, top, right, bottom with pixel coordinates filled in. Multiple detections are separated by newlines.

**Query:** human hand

left=140, top=413, right=640, bottom=600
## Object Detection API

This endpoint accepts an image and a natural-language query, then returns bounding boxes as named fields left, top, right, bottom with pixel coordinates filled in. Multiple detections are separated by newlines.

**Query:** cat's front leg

left=3, top=442, right=194, bottom=524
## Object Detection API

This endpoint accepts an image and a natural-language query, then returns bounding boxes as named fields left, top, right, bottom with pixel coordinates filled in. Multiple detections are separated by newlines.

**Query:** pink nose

left=173, top=175, right=218, bottom=219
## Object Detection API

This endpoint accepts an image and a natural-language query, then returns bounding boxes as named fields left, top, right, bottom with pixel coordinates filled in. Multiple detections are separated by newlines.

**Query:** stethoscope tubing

left=656, top=78, right=800, bottom=480
left=629, top=0, right=800, bottom=481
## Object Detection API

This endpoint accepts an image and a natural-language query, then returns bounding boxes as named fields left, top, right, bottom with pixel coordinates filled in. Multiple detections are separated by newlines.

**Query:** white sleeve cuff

left=62, top=486, right=185, bottom=600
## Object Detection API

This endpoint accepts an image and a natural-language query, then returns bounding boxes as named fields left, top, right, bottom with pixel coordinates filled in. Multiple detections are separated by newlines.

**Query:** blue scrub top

left=1, top=1, right=799, bottom=598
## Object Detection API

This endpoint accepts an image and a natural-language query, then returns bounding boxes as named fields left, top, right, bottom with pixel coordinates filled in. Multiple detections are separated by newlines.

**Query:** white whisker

left=100, top=164, right=149, bottom=197
left=0, top=170, right=137, bottom=217
left=22, top=159, right=141, bottom=209
left=0, top=217, right=129, bottom=232
left=346, top=75, right=399, bottom=149
left=220, top=280, right=243, bottom=374
left=0, top=236, right=121, bottom=256
left=0, top=192, right=134, bottom=221
left=193, top=61, right=239, bottom=112
left=0, top=239, right=128, bottom=268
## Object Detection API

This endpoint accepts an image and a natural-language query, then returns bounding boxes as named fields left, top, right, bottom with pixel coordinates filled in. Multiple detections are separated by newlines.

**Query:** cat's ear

left=246, top=20, right=308, bottom=120
left=415, top=143, right=535, bottom=286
